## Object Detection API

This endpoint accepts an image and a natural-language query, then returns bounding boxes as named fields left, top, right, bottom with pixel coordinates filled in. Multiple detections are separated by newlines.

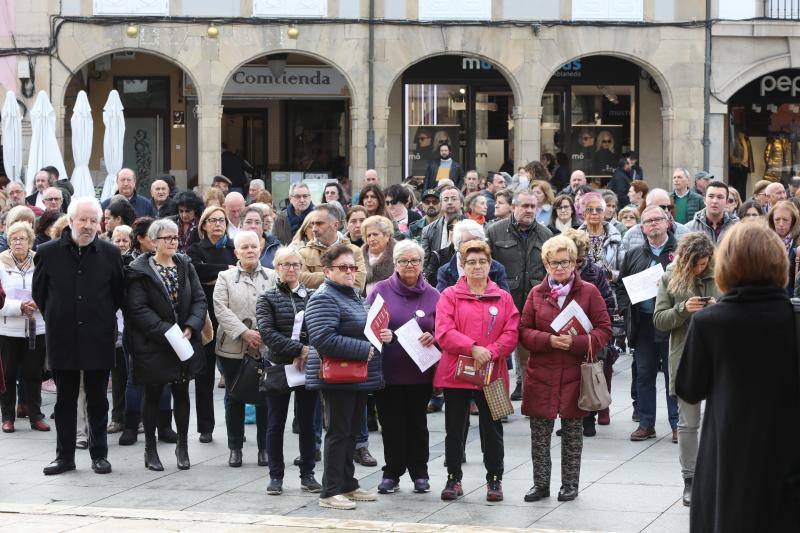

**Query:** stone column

left=661, top=106, right=675, bottom=187
left=708, top=99, right=728, bottom=182
left=196, top=103, right=223, bottom=190
left=371, top=105, right=391, bottom=185
left=513, top=104, right=542, bottom=168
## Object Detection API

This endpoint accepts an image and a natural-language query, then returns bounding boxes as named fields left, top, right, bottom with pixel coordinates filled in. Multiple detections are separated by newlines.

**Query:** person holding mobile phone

left=653, top=233, right=720, bottom=506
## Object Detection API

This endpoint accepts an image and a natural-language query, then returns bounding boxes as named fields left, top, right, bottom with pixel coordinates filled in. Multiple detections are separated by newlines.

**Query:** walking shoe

left=426, top=395, right=443, bottom=413
left=293, top=449, right=321, bottom=466
left=91, top=458, right=112, bottom=474
left=41, top=379, right=57, bottom=393
left=509, top=382, right=522, bottom=401
left=199, top=432, right=213, bottom=443
left=353, top=447, right=377, bottom=467
left=228, top=449, right=242, bottom=467
left=76, top=439, right=88, bottom=449
left=107, top=421, right=124, bottom=434
left=30, top=419, right=50, bottom=432
left=43, top=458, right=75, bottom=475
left=16, top=404, right=27, bottom=418
left=630, top=426, right=656, bottom=441
left=557, top=484, right=578, bottom=501
left=266, top=478, right=283, bottom=495
left=2, top=420, right=14, bottom=433
left=486, top=477, right=503, bottom=502
left=300, top=474, right=322, bottom=493
left=682, top=477, right=693, bottom=507
left=672, top=428, right=678, bottom=444
left=138, top=422, right=144, bottom=434
left=440, top=477, right=463, bottom=501
left=524, top=485, right=550, bottom=502
left=318, top=494, right=355, bottom=510
left=258, top=449, right=269, bottom=467
left=344, top=487, right=377, bottom=501
left=598, top=408, right=610, bottom=425
left=118, top=429, right=138, bottom=446
left=377, top=478, right=399, bottom=494
left=583, top=416, right=596, bottom=437
left=413, top=478, right=431, bottom=493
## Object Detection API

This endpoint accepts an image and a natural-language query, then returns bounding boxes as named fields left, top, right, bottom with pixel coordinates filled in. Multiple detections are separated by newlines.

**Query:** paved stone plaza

left=0, top=354, right=690, bottom=532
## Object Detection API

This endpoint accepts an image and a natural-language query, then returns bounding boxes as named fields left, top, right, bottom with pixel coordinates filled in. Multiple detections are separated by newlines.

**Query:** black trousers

left=266, top=385, right=317, bottom=479
left=52, top=369, right=110, bottom=461
left=443, top=387, right=504, bottom=482
left=143, top=382, right=190, bottom=445
left=0, top=335, right=45, bottom=422
left=194, top=342, right=216, bottom=434
left=375, top=383, right=432, bottom=481
left=217, top=356, right=267, bottom=450
left=320, top=389, right=367, bottom=498
left=109, top=347, right=126, bottom=424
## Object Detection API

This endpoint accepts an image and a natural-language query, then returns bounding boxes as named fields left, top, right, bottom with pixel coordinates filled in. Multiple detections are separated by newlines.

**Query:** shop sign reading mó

left=223, top=66, right=349, bottom=97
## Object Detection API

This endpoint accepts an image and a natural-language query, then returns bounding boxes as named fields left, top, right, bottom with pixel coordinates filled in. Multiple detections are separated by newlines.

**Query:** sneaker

left=319, top=494, right=356, bottom=510
left=353, top=447, right=377, bottom=467
left=300, top=474, right=322, bottom=493
left=440, top=477, right=463, bottom=501
left=486, top=477, right=503, bottom=502
left=76, top=438, right=88, bottom=449
left=413, top=478, right=430, bottom=493
left=107, top=421, right=124, bottom=434
left=630, top=426, right=656, bottom=441
left=266, top=479, right=283, bottom=495
left=344, top=487, right=377, bottom=501
left=377, top=478, right=399, bottom=494
left=509, top=382, right=522, bottom=401
left=41, top=379, right=57, bottom=394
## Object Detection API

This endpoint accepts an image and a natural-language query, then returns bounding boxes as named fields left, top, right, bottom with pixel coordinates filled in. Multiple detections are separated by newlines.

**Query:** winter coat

left=684, top=208, right=738, bottom=246
left=366, top=272, right=439, bottom=385
left=578, top=258, right=615, bottom=318
left=519, top=274, right=612, bottom=419
left=435, top=253, right=510, bottom=293
left=653, top=262, right=719, bottom=396
left=670, top=189, right=705, bottom=224
left=101, top=192, right=157, bottom=219
left=676, top=285, right=800, bottom=533
left=260, top=234, right=281, bottom=269
left=433, top=277, right=519, bottom=391
left=420, top=215, right=464, bottom=260
left=486, top=215, right=553, bottom=311
left=363, top=239, right=395, bottom=298
left=578, top=221, right=623, bottom=280
left=273, top=205, right=313, bottom=246
left=304, top=278, right=384, bottom=392
left=618, top=221, right=688, bottom=265
left=298, top=237, right=366, bottom=290
left=123, top=253, right=207, bottom=384
left=0, top=250, right=45, bottom=337
left=256, top=281, right=312, bottom=365
left=32, top=229, right=124, bottom=371
left=213, top=263, right=278, bottom=359
left=155, top=199, right=178, bottom=219
left=608, top=168, right=632, bottom=209
left=424, top=242, right=453, bottom=287
left=423, top=158, right=465, bottom=191
left=187, top=235, right=237, bottom=328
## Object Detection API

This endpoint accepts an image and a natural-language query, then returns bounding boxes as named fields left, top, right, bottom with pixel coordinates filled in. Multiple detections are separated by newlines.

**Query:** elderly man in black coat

left=33, top=197, right=125, bottom=475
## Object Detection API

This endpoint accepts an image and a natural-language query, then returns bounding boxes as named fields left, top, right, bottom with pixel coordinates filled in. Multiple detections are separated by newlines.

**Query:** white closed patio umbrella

left=1, top=91, right=23, bottom=183
left=101, top=90, right=125, bottom=202
left=25, top=91, right=68, bottom=194
left=70, top=90, right=95, bottom=198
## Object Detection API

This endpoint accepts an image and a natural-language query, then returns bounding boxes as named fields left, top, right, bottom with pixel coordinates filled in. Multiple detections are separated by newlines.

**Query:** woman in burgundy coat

left=519, top=235, right=611, bottom=503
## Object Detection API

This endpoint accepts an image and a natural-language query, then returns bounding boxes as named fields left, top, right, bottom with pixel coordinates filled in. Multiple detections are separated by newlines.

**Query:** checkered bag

left=483, top=379, right=514, bottom=421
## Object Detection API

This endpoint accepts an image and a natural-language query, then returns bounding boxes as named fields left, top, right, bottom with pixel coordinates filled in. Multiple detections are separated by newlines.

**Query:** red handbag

left=321, top=356, right=368, bottom=384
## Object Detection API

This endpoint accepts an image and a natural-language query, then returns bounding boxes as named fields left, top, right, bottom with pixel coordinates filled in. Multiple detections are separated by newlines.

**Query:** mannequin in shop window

left=729, top=130, right=753, bottom=199
left=765, top=135, right=791, bottom=182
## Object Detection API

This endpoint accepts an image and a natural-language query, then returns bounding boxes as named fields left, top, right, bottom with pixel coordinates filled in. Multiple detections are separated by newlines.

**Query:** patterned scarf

left=548, top=273, right=575, bottom=303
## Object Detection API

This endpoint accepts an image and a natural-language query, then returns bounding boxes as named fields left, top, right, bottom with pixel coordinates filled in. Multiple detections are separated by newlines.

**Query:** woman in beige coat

left=213, top=230, right=278, bottom=467
left=653, top=232, right=720, bottom=508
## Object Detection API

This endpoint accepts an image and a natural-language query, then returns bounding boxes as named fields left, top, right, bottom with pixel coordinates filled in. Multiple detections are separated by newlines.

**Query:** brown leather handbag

left=320, top=356, right=368, bottom=384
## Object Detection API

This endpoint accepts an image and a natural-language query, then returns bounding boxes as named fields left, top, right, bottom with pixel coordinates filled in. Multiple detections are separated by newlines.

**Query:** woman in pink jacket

left=434, top=240, right=519, bottom=503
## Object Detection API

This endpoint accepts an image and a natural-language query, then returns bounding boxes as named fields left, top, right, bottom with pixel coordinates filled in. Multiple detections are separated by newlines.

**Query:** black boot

left=157, top=410, right=177, bottom=443
left=582, top=415, right=596, bottom=437
left=176, top=434, right=190, bottom=470
left=510, top=381, right=522, bottom=401
left=119, top=413, right=140, bottom=446
left=682, top=477, right=692, bottom=507
left=144, top=445, right=164, bottom=471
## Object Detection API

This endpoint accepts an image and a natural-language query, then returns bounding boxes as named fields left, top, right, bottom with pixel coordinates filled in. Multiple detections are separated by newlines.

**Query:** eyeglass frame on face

left=396, top=258, right=421, bottom=268
left=464, top=258, right=489, bottom=267
left=205, top=216, right=227, bottom=226
left=329, top=264, right=358, bottom=273
left=642, top=216, right=668, bottom=226
left=291, top=193, right=311, bottom=200
left=547, top=259, right=573, bottom=270
left=584, top=207, right=604, bottom=214
left=556, top=203, right=572, bottom=211
left=44, top=196, right=61, bottom=203
left=278, top=262, right=302, bottom=270
left=156, top=235, right=179, bottom=242
left=9, top=236, right=29, bottom=243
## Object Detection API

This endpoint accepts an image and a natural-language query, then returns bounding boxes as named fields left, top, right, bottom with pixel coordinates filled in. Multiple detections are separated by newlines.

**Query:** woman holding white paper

left=255, top=246, right=322, bottom=495
left=213, top=230, right=277, bottom=469
left=124, top=219, right=207, bottom=472
left=519, top=235, right=611, bottom=504
left=365, top=239, right=440, bottom=495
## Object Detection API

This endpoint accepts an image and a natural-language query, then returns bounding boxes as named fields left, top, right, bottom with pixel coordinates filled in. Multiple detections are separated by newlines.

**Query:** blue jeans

left=356, top=405, right=369, bottom=449
left=632, top=314, right=678, bottom=430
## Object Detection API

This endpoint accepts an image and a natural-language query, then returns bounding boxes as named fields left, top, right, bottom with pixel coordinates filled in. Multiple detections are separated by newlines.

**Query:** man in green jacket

left=670, top=168, right=704, bottom=224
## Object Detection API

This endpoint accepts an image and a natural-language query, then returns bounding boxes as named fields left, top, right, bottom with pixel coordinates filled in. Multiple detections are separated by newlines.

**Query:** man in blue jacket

left=436, top=219, right=509, bottom=292
left=100, top=168, right=156, bottom=218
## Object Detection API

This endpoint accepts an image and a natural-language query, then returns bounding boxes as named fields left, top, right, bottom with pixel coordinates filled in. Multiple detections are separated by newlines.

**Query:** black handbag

left=259, top=364, right=292, bottom=396
left=229, top=356, right=266, bottom=406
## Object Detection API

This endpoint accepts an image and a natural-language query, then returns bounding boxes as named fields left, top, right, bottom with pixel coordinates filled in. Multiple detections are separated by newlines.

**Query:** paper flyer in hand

left=550, top=300, right=594, bottom=336
left=284, top=363, right=306, bottom=387
left=364, top=293, right=390, bottom=351
left=395, top=317, right=441, bottom=373
left=622, top=263, right=665, bottom=305
left=164, top=323, right=194, bottom=362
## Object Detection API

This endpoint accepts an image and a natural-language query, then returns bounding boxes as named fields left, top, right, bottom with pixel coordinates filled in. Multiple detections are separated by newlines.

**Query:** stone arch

left=715, top=53, right=792, bottom=103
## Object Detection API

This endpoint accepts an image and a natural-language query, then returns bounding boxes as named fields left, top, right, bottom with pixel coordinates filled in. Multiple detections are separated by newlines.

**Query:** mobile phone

left=697, top=296, right=711, bottom=302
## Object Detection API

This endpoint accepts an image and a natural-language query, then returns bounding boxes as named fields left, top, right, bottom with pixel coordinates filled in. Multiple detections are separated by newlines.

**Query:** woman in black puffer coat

left=256, top=246, right=322, bottom=496
left=305, top=244, right=384, bottom=510
left=124, top=219, right=207, bottom=472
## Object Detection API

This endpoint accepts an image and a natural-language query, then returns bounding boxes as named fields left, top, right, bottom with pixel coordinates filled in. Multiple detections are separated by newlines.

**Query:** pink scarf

left=548, top=274, right=575, bottom=302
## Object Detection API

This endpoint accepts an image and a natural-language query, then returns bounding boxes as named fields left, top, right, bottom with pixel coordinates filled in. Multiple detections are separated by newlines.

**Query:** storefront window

left=405, top=83, right=466, bottom=178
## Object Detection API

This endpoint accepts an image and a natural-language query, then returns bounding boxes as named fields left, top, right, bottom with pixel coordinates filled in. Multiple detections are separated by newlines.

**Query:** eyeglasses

left=548, top=260, right=572, bottom=270
left=600, top=140, right=612, bottom=144
left=156, top=236, right=179, bottom=242
left=278, top=262, right=302, bottom=270
left=9, top=237, right=28, bottom=243
left=556, top=204, right=572, bottom=211
left=330, top=264, right=358, bottom=273
left=206, top=217, right=226, bottom=225
left=657, top=204, right=673, bottom=211
left=292, top=194, right=311, bottom=200
left=642, top=217, right=668, bottom=226
left=387, top=199, right=401, bottom=205
left=584, top=207, right=604, bottom=214
left=464, top=259, right=489, bottom=267
left=396, top=258, right=422, bottom=267
left=44, top=197, right=60, bottom=202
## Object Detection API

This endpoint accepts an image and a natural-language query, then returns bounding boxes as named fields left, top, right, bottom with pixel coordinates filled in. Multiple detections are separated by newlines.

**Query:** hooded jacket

left=684, top=208, right=737, bottom=246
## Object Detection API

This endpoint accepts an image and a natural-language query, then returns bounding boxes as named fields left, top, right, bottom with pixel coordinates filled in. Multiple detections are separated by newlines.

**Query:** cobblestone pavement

left=0, top=354, right=690, bottom=532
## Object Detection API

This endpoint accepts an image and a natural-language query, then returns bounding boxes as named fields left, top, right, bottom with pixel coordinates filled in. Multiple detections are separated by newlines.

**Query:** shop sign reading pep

left=220, top=66, right=349, bottom=97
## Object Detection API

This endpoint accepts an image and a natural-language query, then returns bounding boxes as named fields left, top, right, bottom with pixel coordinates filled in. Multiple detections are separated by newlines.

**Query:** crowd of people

left=0, top=159, right=798, bottom=531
